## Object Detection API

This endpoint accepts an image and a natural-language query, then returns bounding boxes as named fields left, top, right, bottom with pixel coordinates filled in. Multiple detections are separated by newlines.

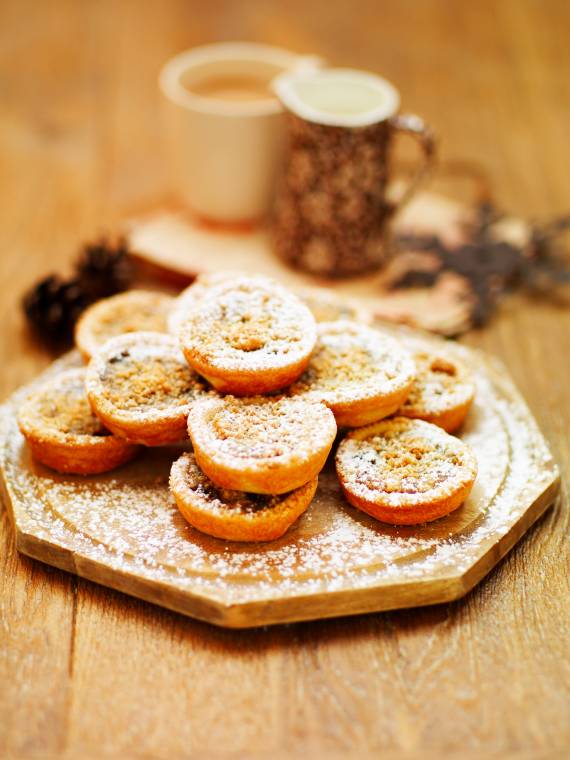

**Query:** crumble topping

left=18, top=369, right=110, bottom=439
left=179, top=276, right=317, bottom=372
left=189, top=395, right=336, bottom=466
left=291, top=320, right=416, bottom=404
left=336, top=417, right=477, bottom=506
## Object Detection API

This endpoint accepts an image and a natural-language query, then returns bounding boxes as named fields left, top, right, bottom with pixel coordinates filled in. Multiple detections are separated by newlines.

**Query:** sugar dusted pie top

left=178, top=276, right=317, bottom=372
left=290, top=320, right=416, bottom=405
left=18, top=369, right=109, bottom=441
left=75, top=290, right=173, bottom=357
left=170, top=276, right=369, bottom=336
left=400, top=352, right=475, bottom=417
left=86, top=332, right=208, bottom=422
left=168, top=271, right=245, bottom=336
left=336, top=417, right=477, bottom=507
left=188, top=395, right=336, bottom=471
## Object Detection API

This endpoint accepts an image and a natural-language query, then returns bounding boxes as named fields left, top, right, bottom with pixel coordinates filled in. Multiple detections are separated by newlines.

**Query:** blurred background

left=2, top=0, right=569, bottom=251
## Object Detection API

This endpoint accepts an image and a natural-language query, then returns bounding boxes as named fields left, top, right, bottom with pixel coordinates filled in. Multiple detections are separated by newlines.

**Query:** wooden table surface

left=1, top=1, right=569, bottom=757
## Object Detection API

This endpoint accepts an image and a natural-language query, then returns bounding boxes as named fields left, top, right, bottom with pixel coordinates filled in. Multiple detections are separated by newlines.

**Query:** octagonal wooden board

left=0, top=324, right=560, bottom=628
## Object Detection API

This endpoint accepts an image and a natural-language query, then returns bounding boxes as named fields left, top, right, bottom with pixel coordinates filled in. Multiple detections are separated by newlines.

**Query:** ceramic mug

left=271, top=68, right=436, bottom=276
left=159, top=42, right=322, bottom=224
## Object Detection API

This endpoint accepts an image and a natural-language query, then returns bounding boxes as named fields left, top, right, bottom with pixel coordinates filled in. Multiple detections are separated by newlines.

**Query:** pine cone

left=75, top=237, right=133, bottom=301
left=22, top=275, right=87, bottom=346
left=21, top=236, right=135, bottom=350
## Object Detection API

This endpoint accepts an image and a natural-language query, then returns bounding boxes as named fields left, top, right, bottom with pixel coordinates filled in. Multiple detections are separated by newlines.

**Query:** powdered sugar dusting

left=86, top=332, right=209, bottom=423
left=188, top=395, right=336, bottom=473
left=76, top=290, right=173, bottom=358
left=290, top=320, right=416, bottom=404
left=18, top=368, right=107, bottom=439
left=0, top=330, right=559, bottom=619
left=400, top=351, right=475, bottom=417
left=179, top=276, right=317, bottom=373
left=168, top=275, right=369, bottom=336
left=336, top=417, right=477, bottom=508
left=167, top=271, right=243, bottom=336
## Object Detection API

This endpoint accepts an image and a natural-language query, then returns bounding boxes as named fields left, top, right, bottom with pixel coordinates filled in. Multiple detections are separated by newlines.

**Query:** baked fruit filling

left=86, top=332, right=209, bottom=446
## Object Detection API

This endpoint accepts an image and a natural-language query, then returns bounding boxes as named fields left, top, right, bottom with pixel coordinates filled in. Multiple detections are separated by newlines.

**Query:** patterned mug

left=271, top=68, right=436, bottom=277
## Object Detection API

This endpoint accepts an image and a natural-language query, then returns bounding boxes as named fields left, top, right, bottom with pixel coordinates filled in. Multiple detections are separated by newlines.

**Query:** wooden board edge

left=9, top=519, right=235, bottom=628
left=222, top=480, right=561, bottom=628
left=455, top=475, right=561, bottom=598
left=7, top=470, right=559, bottom=629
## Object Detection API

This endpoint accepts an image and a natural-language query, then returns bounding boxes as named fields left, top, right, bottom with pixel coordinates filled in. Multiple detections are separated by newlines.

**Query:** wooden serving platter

left=0, top=325, right=559, bottom=628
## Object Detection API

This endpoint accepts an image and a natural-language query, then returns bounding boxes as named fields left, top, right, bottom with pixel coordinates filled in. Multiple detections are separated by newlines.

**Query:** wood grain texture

left=0, top=0, right=569, bottom=757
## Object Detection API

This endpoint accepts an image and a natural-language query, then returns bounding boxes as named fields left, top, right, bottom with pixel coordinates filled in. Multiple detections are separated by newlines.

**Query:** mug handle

left=387, top=113, right=437, bottom=215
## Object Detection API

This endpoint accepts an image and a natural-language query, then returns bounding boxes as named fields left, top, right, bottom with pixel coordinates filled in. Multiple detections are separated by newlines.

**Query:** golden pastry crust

left=179, top=276, right=317, bottom=395
left=290, top=320, right=416, bottom=427
left=85, top=332, right=209, bottom=446
left=17, top=368, right=139, bottom=474
left=336, top=417, right=478, bottom=525
left=75, top=290, right=174, bottom=360
left=398, top=352, right=475, bottom=433
left=170, top=452, right=317, bottom=542
left=187, top=395, right=336, bottom=494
